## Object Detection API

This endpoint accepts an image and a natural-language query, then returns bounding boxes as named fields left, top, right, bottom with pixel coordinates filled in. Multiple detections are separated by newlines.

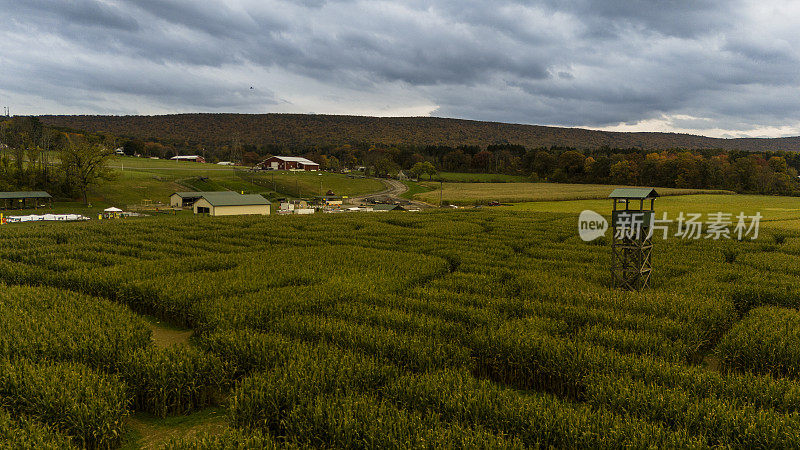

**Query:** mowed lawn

left=414, top=182, right=730, bottom=205
left=245, top=171, right=384, bottom=198
left=85, top=157, right=384, bottom=208
left=512, top=194, right=800, bottom=230
left=400, top=181, right=435, bottom=200
left=96, top=157, right=255, bottom=207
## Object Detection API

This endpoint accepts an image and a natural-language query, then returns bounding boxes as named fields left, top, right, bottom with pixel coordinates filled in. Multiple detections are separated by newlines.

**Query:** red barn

left=259, top=156, right=319, bottom=171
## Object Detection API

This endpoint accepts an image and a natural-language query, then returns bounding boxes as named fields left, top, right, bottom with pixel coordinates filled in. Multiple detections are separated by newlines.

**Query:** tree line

left=212, top=142, right=800, bottom=195
left=529, top=147, right=799, bottom=195
left=0, top=117, right=115, bottom=204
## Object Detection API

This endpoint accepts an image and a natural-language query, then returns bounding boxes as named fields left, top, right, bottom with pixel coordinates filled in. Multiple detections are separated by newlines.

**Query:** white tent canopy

left=104, top=207, right=123, bottom=212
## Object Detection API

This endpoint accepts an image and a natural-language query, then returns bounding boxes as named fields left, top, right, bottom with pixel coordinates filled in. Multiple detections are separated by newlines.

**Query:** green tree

left=122, top=139, right=144, bottom=156
left=242, top=151, right=261, bottom=165
left=768, top=156, right=788, bottom=173
left=442, top=150, right=470, bottom=172
left=531, top=150, right=556, bottom=178
left=417, top=161, right=437, bottom=180
left=471, top=151, right=493, bottom=172
left=559, top=150, right=586, bottom=176
left=374, top=157, right=400, bottom=178
left=733, top=155, right=761, bottom=192
left=327, top=155, right=341, bottom=171
left=59, top=135, right=115, bottom=205
left=609, top=160, right=639, bottom=185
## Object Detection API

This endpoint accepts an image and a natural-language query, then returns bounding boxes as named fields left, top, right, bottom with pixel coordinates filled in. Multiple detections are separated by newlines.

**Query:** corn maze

left=1, top=210, right=800, bottom=448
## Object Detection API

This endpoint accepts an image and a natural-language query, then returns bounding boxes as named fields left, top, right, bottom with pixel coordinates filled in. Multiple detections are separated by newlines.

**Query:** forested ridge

left=40, top=113, right=800, bottom=153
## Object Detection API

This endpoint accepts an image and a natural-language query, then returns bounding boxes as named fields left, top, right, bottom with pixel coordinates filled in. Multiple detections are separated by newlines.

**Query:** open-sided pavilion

left=0, top=191, right=53, bottom=210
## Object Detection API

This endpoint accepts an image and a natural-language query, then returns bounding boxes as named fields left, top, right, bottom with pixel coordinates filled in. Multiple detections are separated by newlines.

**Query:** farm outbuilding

left=258, top=156, right=319, bottom=171
left=279, top=199, right=309, bottom=212
left=193, top=192, right=270, bottom=216
left=0, top=191, right=52, bottom=210
left=170, top=155, right=206, bottom=163
left=316, top=196, right=343, bottom=206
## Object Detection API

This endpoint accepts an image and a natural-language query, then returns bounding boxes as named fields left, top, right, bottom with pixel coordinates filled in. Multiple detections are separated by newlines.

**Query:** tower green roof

left=608, top=188, right=659, bottom=199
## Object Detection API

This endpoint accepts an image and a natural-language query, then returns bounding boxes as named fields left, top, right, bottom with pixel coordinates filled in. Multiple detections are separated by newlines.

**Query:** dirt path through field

left=350, top=178, right=434, bottom=209
left=121, top=318, right=217, bottom=448
left=348, top=178, right=405, bottom=201
left=143, top=316, right=193, bottom=347
left=122, top=408, right=227, bottom=449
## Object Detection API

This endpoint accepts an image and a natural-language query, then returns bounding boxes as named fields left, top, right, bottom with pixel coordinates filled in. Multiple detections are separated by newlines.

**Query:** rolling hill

left=38, top=113, right=800, bottom=152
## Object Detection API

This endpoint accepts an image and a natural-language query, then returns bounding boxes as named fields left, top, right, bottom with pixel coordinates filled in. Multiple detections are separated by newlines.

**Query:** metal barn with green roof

left=192, top=192, right=271, bottom=216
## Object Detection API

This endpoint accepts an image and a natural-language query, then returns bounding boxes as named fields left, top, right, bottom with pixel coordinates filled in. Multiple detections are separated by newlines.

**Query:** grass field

left=414, top=182, right=731, bottom=205
left=242, top=170, right=384, bottom=198
left=3, top=208, right=800, bottom=447
left=433, top=172, right=530, bottom=183
left=28, top=156, right=386, bottom=211
left=511, top=194, right=800, bottom=229
left=399, top=180, right=435, bottom=200
left=90, top=157, right=258, bottom=208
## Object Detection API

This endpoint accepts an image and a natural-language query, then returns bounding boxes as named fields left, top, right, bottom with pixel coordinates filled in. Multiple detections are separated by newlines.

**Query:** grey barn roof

left=199, top=192, right=271, bottom=207
left=608, top=188, right=659, bottom=199
left=372, top=204, right=405, bottom=211
left=0, top=191, right=52, bottom=199
left=269, top=156, right=318, bottom=165
left=172, top=191, right=216, bottom=198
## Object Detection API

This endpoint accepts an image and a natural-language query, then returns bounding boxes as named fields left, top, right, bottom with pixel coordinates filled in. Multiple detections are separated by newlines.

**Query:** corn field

left=0, top=210, right=799, bottom=447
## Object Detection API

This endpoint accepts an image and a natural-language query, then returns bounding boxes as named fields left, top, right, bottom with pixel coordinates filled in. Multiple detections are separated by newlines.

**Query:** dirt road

left=350, top=178, right=434, bottom=208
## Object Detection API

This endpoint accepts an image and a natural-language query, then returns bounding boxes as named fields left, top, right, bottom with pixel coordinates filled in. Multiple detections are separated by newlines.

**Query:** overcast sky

left=2, top=1, right=799, bottom=138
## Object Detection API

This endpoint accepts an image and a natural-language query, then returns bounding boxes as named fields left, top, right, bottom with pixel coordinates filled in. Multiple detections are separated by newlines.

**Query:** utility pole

left=439, top=179, right=443, bottom=207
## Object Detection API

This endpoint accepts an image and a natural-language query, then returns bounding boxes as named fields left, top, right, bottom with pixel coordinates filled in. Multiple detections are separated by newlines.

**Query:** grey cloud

left=1, top=51, right=277, bottom=112
left=122, top=0, right=261, bottom=38
left=3, top=0, right=140, bottom=31
left=723, top=35, right=798, bottom=66
left=2, top=0, right=800, bottom=136
left=543, top=0, right=744, bottom=39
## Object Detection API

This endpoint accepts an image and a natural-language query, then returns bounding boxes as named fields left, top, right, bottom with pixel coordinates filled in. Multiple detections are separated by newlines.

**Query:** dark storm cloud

left=3, top=0, right=140, bottom=31
left=123, top=0, right=265, bottom=39
left=2, top=0, right=799, bottom=136
left=547, top=0, right=738, bottom=38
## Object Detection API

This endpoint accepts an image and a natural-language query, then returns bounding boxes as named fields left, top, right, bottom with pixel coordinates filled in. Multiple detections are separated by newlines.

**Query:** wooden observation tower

left=609, top=188, right=659, bottom=291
